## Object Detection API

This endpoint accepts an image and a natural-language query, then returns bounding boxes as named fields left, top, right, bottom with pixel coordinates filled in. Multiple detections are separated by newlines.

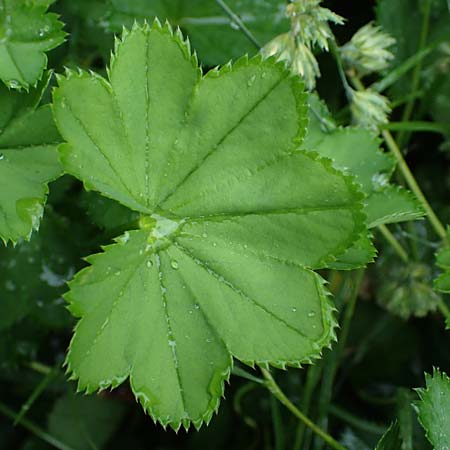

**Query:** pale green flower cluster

left=350, top=89, right=391, bottom=130
left=262, top=0, right=344, bottom=90
left=341, top=22, right=396, bottom=75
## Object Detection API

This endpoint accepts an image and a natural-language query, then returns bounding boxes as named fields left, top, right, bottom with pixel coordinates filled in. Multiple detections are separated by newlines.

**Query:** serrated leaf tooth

left=163, top=19, right=173, bottom=35
left=152, top=16, right=162, bottom=29
left=131, top=19, right=140, bottom=32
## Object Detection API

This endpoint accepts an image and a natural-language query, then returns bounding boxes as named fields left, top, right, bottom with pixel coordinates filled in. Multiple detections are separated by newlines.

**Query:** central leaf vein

left=155, top=251, right=188, bottom=415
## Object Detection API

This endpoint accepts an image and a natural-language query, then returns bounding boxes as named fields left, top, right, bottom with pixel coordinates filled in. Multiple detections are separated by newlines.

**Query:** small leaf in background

left=63, top=0, right=289, bottom=66
left=434, top=227, right=450, bottom=294
left=304, top=93, right=423, bottom=269
left=374, top=422, right=402, bottom=450
left=48, top=392, right=126, bottom=450
left=377, top=259, right=441, bottom=319
left=415, top=369, right=450, bottom=450
left=0, top=210, right=87, bottom=331
left=304, top=94, right=423, bottom=229
left=80, top=191, right=139, bottom=233
left=0, top=0, right=66, bottom=89
left=0, top=73, right=62, bottom=244
left=52, top=21, right=366, bottom=429
left=376, top=0, right=450, bottom=97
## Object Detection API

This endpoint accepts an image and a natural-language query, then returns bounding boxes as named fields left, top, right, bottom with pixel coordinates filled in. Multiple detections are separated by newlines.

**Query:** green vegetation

left=1, top=0, right=450, bottom=449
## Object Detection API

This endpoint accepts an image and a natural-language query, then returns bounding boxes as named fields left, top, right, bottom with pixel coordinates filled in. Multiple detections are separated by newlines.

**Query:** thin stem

left=382, top=129, right=448, bottom=242
left=261, top=368, right=347, bottom=450
left=330, top=41, right=354, bottom=99
left=378, top=224, right=409, bottom=263
left=397, top=0, right=433, bottom=146
left=0, top=402, right=75, bottom=450
left=215, top=0, right=262, bottom=49
left=382, top=121, right=450, bottom=135
left=314, top=270, right=364, bottom=450
left=293, top=364, right=323, bottom=450
left=15, top=368, right=58, bottom=425
left=28, top=361, right=53, bottom=375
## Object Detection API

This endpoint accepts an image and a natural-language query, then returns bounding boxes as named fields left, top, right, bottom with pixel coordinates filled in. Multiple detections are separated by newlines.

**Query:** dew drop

left=0, top=153, right=4, bottom=161
left=230, top=20, right=239, bottom=30
left=7, top=79, right=19, bottom=89
left=194, top=304, right=200, bottom=310
left=308, top=311, right=316, bottom=318
left=146, top=260, right=153, bottom=268
left=171, top=260, right=179, bottom=270
left=292, top=307, right=297, bottom=312
left=115, top=271, right=121, bottom=276
left=202, top=232, right=208, bottom=238
left=247, top=75, right=256, bottom=87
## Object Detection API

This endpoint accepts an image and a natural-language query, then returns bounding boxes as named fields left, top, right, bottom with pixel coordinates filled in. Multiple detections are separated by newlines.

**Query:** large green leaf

left=53, top=21, right=365, bottom=430
left=0, top=0, right=66, bottom=89
left=415, top=369, right=450, bottom=449
left=0, top=74, right=62, bottom=244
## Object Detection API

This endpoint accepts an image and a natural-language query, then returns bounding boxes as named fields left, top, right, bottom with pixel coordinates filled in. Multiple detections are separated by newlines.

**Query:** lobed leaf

left=304, top=94, right=423, bottom=269
left=0, top=73, right=62, bottom=244
left=0, top=0, right=66, bottom=89
left=53, top=21, right=366, bottom=430
left=415, top=369, right=450, bottom=449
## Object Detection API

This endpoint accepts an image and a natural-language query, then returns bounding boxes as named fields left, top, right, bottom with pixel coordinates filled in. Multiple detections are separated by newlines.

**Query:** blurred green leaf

left=375, top=422, right=402, bottom=450
left=48, top=392, right=126, bottom=450
left=104, top=0, right=289, bottom=65
left=0, top=0, right=66, bottom=89
left=0, top=74, right=62, bottom=244
left=415, top=369, right=450, bottom=450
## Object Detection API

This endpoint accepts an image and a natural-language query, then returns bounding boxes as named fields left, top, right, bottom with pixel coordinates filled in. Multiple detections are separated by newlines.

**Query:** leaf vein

left=160, top=73, right=288, bottom=207
left=174, top=242, right=311, bottom=341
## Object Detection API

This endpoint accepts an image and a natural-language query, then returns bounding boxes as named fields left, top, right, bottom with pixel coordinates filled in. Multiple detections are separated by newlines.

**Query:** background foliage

left=1, top=0, right=450, bottom=449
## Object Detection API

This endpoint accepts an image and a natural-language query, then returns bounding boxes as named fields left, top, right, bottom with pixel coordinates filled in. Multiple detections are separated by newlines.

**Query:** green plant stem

left=314, top=270, right=364, bottom=450
left=28, top=361, right=53, bottom=375
left=383, top=121, right=450, bottom=135
left=0, top=401, right=75, bottom=450
left=378, top=224, right=409, bottom=263
left=382, top=129, right=448, bottom=242
left=397, top=0, right=433, bottom=146
left=293, top=363, right=323, bottom=450
left=331, top=41, right=354, bottom=99
left=261, top=368, right=347, bottom=450
left=215, top=0, right=262, bottom=49
left=15, top=367, right=58, bottom=425
left=371, top=47, right=432, bottom=93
